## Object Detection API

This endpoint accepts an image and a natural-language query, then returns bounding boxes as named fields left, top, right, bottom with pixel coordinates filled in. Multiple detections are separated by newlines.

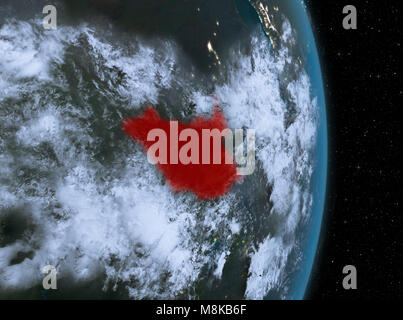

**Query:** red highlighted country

left=123, top=107, right=240, bottom=199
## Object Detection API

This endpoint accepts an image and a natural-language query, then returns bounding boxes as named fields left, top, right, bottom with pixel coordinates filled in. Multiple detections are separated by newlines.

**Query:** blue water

left=282, top=1, right=328, bottom=300
left=238, top=0, right=328, bottom=299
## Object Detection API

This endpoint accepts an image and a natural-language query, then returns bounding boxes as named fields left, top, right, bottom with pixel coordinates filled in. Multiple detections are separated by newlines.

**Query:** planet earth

left=0, top=0, right=327, bottom=299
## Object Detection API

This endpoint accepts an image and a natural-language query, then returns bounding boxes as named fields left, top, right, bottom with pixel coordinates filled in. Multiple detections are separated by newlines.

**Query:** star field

left=306, top=0, right=401, bottom=299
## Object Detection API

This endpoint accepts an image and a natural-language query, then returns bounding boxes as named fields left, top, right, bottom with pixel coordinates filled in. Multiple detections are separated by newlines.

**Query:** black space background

left=306, top=0, right=401, bottom=299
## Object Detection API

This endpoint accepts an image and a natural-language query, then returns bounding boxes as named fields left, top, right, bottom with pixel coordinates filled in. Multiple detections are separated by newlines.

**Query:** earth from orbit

left=0, top=0, right=327, bottom=299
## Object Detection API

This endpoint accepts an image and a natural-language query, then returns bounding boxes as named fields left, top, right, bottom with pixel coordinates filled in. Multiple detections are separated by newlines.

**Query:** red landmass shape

left=123, top=107, right=240, bottom=199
